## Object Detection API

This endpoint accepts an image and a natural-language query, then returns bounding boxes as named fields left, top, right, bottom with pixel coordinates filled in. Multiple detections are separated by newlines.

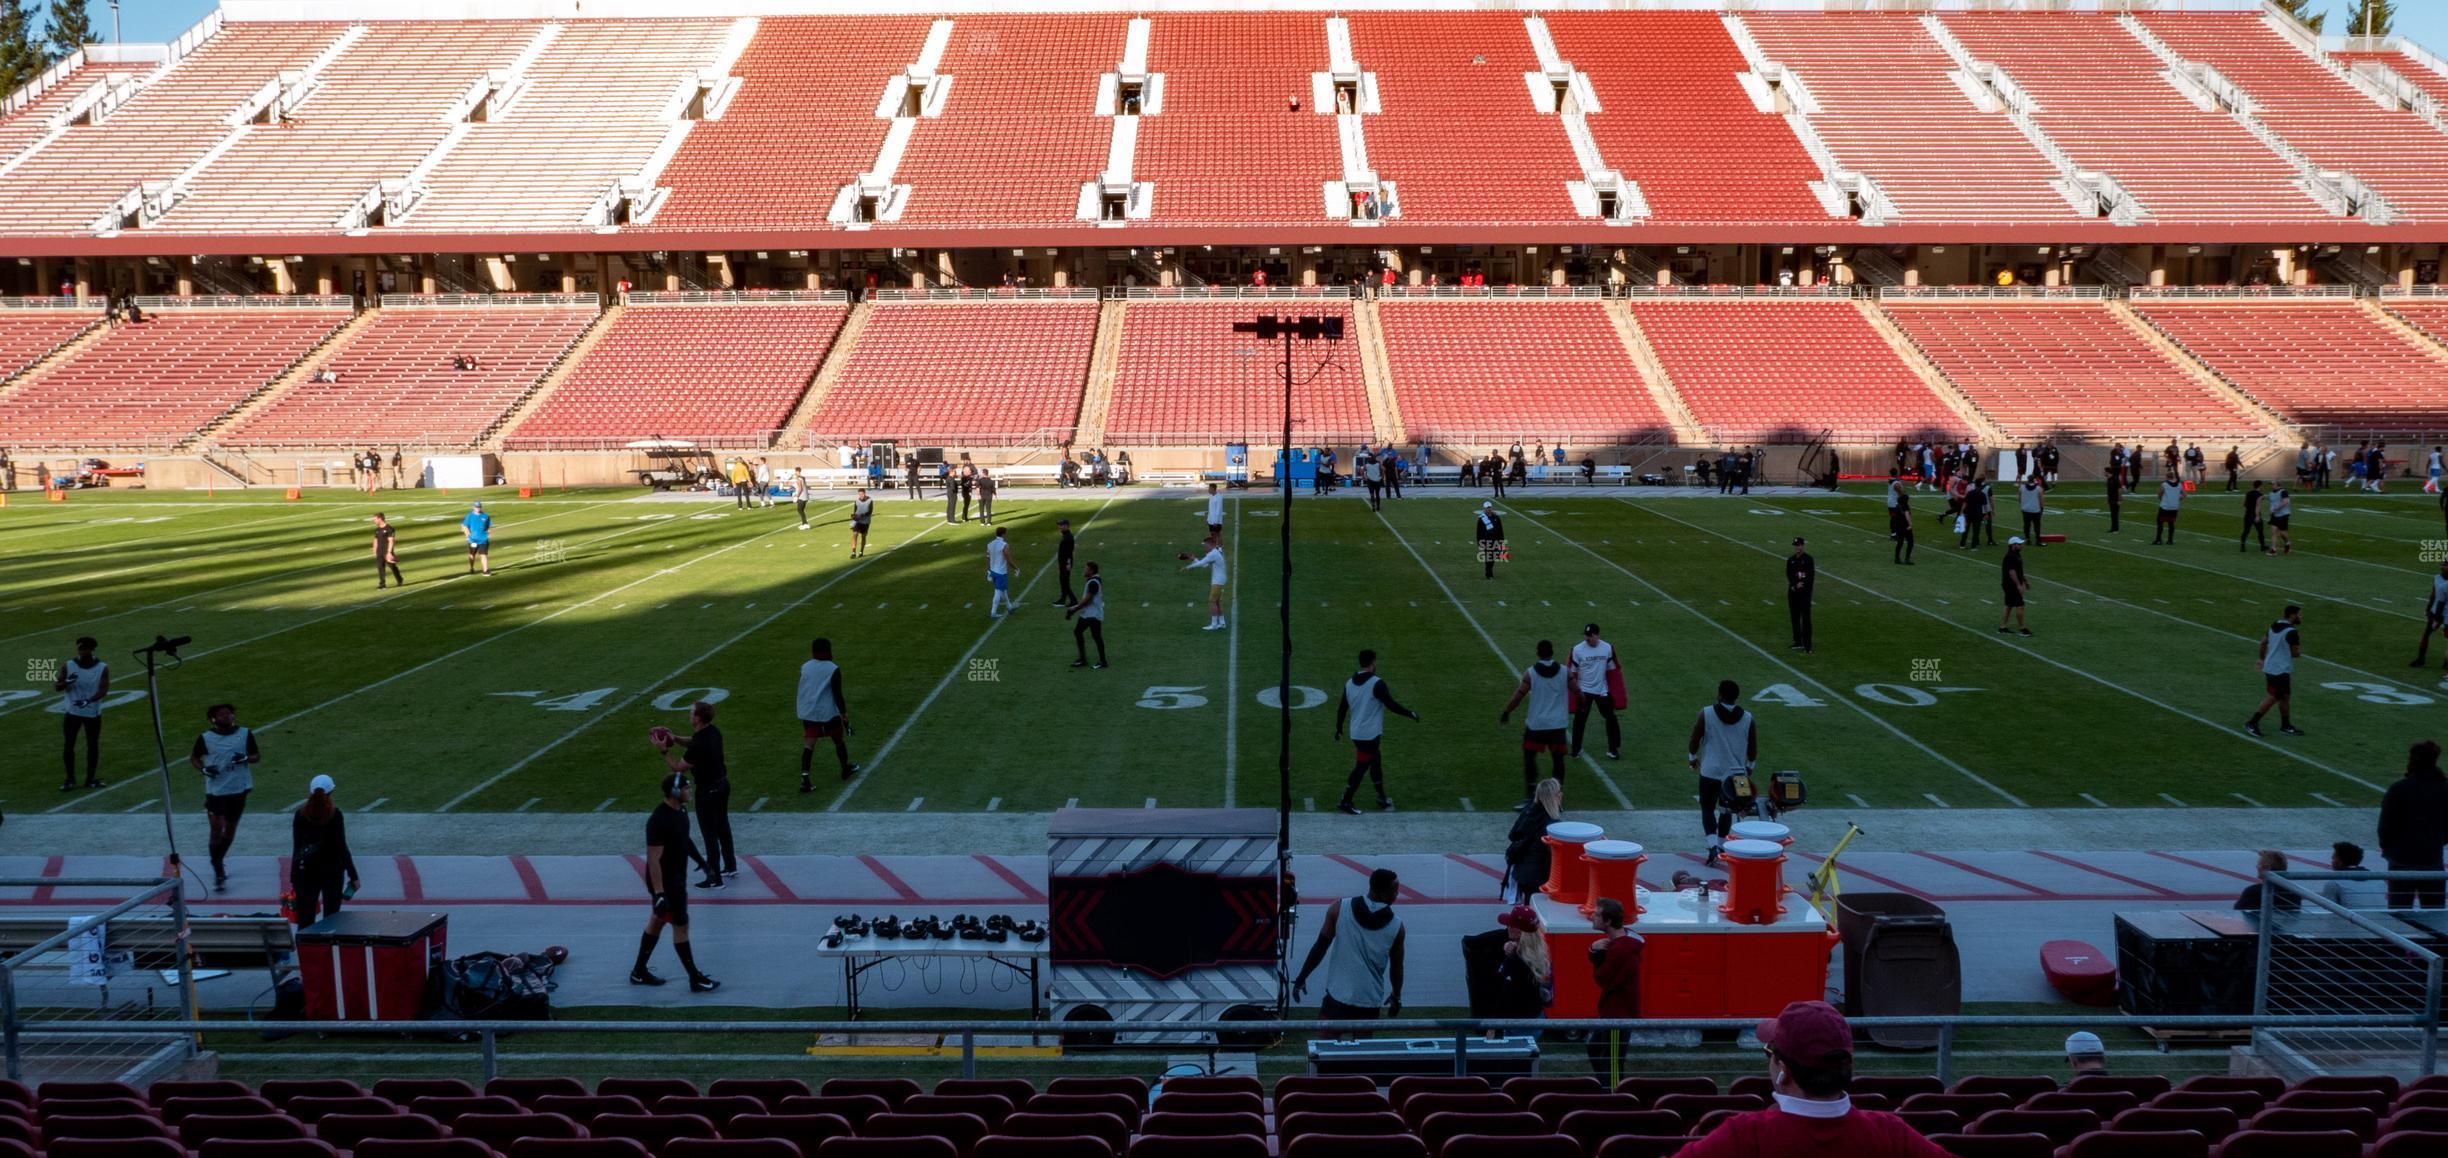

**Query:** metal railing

left=1373, top=285, right=1605, bottom=300
left=381, top=293, right=597, bottom=310
left=870, top=288, right=1099, bottom=303
left=2254, top=870, right=2446, bottom=1081
left=130, top=293, right=352, bottom=311
left=1107, top=286, right=1356, bottom=301
left=0, top=295, right=100, bottom=311
left=1, top=878, right=195, bottom=1086
left=12, top=1012, right=2435, bottom=1088
left=1877, top=286, right=2109, bottom=301
left=624, top=290, right=848, bottom=306
left=1622, top=284, right=1853, bottom=299
left=2128, top=285, right=2361, bottom=300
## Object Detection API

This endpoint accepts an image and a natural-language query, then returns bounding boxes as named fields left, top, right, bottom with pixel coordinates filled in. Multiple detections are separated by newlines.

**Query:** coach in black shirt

left=633, top=774, right=719, bottom=992
left=1785, top=538, right=1815, bottom=653
left=1053, top=518, right=1078, bottom=606
left=656, top=701, right=734, bottom=888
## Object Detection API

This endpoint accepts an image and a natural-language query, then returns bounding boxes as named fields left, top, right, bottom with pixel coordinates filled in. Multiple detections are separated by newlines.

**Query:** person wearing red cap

left=1488, top=905, right=1551, bottom=1040
left=1674, top=1000, right=1948, bottom=1156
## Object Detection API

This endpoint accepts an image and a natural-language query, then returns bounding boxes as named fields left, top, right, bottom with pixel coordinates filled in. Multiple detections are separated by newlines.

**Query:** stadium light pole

left=1230, top=312, right=1343, bottom=977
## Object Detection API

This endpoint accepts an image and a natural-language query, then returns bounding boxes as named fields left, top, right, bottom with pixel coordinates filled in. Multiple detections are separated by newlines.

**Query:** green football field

left=4, top=483, right=2444, bottom=820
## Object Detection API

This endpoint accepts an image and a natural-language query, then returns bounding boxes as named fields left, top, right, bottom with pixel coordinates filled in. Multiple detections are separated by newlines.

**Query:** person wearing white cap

left=1474, top=501, right=1505, bottom=579
left=291, top=774, right=359, bottom=927
left=1999, top=538, right=2031, bottom=637
left=2063, top=1030, right=2108, bottom=1078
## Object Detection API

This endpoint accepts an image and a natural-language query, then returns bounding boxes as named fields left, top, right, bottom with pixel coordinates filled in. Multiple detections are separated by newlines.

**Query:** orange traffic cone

left=284, top=487, right=301, bottom=500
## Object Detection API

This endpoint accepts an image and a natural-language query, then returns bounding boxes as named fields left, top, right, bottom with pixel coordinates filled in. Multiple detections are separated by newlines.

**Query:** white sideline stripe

left=0, top=500, right=634, bottom=650
left=1651, top=504, right=2383, bottom=795
left=2077, top=537, right=2425, bottom=622
left=1517, top=502, right=2022, bottom=807
left=829, top=498, right=1118, bottom=811
left=437, top=512, right=932, bottom=812
left=2312, top=792, right=2349, bottom=808
left=1224, top=498, right=1242, bottom=809
left=1923, top=793, right=1949, bottom=808
left=1371, top=507, right=1634, bottom=809
left=2158, top=793, right=2187, bottom=808
left=55, top=506, right=846, bottom=814
left=2232, top=792, right=2266, bottom=808
left=2079, top=793, right=2110, bottom=808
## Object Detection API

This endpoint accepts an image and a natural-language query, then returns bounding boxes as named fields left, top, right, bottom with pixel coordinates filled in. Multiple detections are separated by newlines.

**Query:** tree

left=2343, top=0, right=2398, bottom=39
left=2270, top=0, right=2325, bottom=35
left=44, top=0, right=93, bottom=61
left=0, top=0, right=43, bottom=96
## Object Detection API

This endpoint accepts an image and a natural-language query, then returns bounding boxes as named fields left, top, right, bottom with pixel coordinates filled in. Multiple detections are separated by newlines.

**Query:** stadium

left=5, top=0, right=2448, bottom=1155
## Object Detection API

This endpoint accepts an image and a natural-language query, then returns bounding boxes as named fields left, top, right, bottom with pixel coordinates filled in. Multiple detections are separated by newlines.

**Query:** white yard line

left=1505, top=502, right=2022, bottom=807
left=3, top=507, right=332, bottom=566
left=436, top=514, right=934, bottom=812
left=1640, top=503, right=2383, bottom=795
left=1371, top=507, right=1634, bottom=809
left=53, top=508, right=845, bottom=814
left=829, top=498, right=1118, bottom=811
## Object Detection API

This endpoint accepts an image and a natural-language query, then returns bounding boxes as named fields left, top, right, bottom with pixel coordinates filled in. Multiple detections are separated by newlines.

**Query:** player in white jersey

left=985, top=527, right=1020, bottom=618
left=1498, top=640, right=1571, bottom=809
left=1066, top=561, right=1107, bottom=669
left=2246, top=604, right=2304, bottom=738
left=2267, top=485, right=2293, bottom=556
left=1334, top=649, right=1421, bottom=815
left=796, top=637, right=857, bottom=790
left=55, top=636, right=109, bottom=791
left=2412, top=560, right=2448, bottom=672
left=189, top=703, right=262, bottom=891
left=1686, top=680, right=1758, bottom=865
left=1180, top=534, right=1228, bottom=630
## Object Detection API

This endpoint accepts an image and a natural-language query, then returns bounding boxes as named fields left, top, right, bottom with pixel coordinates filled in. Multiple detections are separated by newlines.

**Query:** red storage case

left=297, top=910, right=447, bottom=1020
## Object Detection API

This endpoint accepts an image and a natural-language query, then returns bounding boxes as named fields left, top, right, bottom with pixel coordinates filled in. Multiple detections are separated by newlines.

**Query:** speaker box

left=2114, top=911, right=2253, bottom=1016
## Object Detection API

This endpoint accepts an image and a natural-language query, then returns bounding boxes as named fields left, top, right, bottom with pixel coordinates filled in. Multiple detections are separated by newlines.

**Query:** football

left=647, top=726, right=676, bottom=746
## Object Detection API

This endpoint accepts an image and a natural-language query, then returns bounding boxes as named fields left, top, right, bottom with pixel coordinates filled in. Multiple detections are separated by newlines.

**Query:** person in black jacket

left=1785, top=538, right=1815, bottom=652
left=1486, top=905, right=1552, bottom=1039
left=2379, top=740, right=2448, bottom=909
left=1475, top=501, right=1506, bottom=579
left=1051, top=518, right=1078, bottom=606
left=291, top=775, right=360, bottom=927
left=1502, top=778, right=1562, bottom=904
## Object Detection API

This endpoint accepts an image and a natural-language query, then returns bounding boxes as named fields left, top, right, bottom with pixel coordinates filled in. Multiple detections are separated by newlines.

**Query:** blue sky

left=79, top=0, right=2448, bottom=58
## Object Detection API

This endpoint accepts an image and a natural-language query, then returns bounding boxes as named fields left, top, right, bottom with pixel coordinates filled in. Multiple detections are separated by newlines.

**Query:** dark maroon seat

left=46, top=1139, right=188, bottom=1158
left=348, top=1141, right=468, bottom=1158
left=1925, top=1133, right=2053, bottom=1157
left=1283, top=1136, right=1428, bottom=1158
left=2372, top=1130, right=2448, bottom=1158
left=35, top=1114, right=172, bottom=1140
left=2271, top=1089, right=2390, bottom=1115
left=1650, top=1095, right=1765, bottom=1131
left=1124, top=1136, right=1268, bottom=1158
left=712, top=1080, right=814, bottom=1110
left=723, top=1113, right=855, bottom=1153
left=2384, top=1105, right=2448, bottom=1133
left=1150, top=1093, right=1261, bottom=1119
left=198, top=1140, right=336, bottom=1158
left=2065, top=1076, right=2172, bottom=1101
left=666, top=1141, right=806, bottom=1158
left=904, top=1095, right=1016, bottom=1128
left=1139, top=1112, right=1267, bottom=1140
left=263, top=1080, right=371, bottom=1108
left=289, top=1095, right=400, bottom=1123
left=375, top=1079, right=480, bottom=1104
left=2395, top=1090, right=2448, bottom=1112
left=491, top=1078, right=593, bottom=1107
left=177, top=1115, right=310, bottom=1148
left=1965, top=1109, right=2098, bottom=1143
left=1440, top=1134, right=1580, bottom=1158
left=1611, top=1078, right=1714, bottom=1105
left=602, top=1079, right=701, bottom=1105
left=509, top=1141, right=656, bottom=1158
left=595, top=1112, right=719, bottom=1154
left=455, top=1111, right=588, bottom=1150
left=316, top=1112, right=448, bottom=1149
left=38, top=1082, right=144, bottom=1103
left=1554, top=1110, right=1681, bottom=1154
left=1853, top=1077, right=1946, bottom=1102
left=1502, top=1078, right=1601, bottom=1109
left=2173, top=1077, right=2281, bottom=1101
left=160, top=1095, right=280, bottom=1123
left=2023, top=1093, right=2139, bottom=1118
left=862, top=1111, right=991, bottom=1157
left=817, top=1139, right=962, bottom=1158
left=1277, top=1112, right=1408, bottom=1147
left=1896, top=1111, right=1964, bottom=1136
left=1045, top=1079, right=1147, bottom=1103
left=2060, top=1130, right=2208, bottom=1158
left=1399, top=1093, right=1515, bottom=1132
left=661, top=1097, right=769, bottom=1127
left=1590, top=1138, right=1687, bottom=1158
left=2211, top=1129, right=2361, bottom=1157
left=0, top=1119, right=31, bottom=1147
left=778, top=1095, right=893, bottom=1129
left=150, top=1080, right=254, bottom=1107
left=39, top=1098, right=152, bottom=1120
left=2107, top=1106, right=2239, bottom=1141
left=975, top=1135, right=1112, bottom=1158
left=1528, top=1094, right=1642, bottom=1129
left=1391, top=1079, right=1493, bottom=1113
left=821, top=1080, right=922, bottom=1110
left=0, top=1141, right=32, bottom=1158
left=1951, top=1078, right=2057, bottom=1103
left=2149, top=1093, right=2263, bottom=1118
left=2240, top=1106, right=2378, bottom=1141
left=935, top=1081, right=1036, bottom=1106
left=1159, top=1078, right=1261, bottom=1098
left=1274, top=1077, right=1376, bottom=1100
left=536, top=1095, right=652, bottom=1124
left=2293, top=1076, right=2398, bottom=1098
left=1687, top=1109, right=1745, bottom=1137
left=411, top=1095, right=524, bottom=1125
left=0, top=1082, right=28, bottom=1108
left=1902, top=1094, right=2014, bottom=1120
left=1277, top=1093, right=1392, bottom=1119
left=1417, top=1111, right=1546, bottom=1153
left=995, top=1112, right=1130, bottom=1153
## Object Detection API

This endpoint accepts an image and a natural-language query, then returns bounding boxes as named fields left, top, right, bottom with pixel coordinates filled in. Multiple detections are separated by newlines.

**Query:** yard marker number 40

left=1751, top=683, right=1981, bottom=709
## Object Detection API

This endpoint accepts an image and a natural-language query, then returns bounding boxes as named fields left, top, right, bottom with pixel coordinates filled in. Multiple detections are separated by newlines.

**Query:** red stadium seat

left=661, top=1097, right=770, bottom=1127
left=1157, top=1077, right=1260, bottom=1098
left=1140, top=1112, right=1268, bottom=1140
left=177, top=1114, right=310, bottom=1148
left=45, top=1139, right=188, bottom=1158
left=455, top=1112, right=588, bottom=1150
left=1278, top=1093, right=1393, bottom=1119
left=1554, top=1110, right=1682, bottom=1154
left=412, top=1095, right=526, bottom=1125
left=2149, top=1093, right=2264, bottom=1118
left=819, top=1138, right=961, bottom=1158
left=725, top=1114, right=855, bottom=1151
left=1951, top=1078, right=2058, bottom=1103
left=1590, top=1138, right=1687, bottom=1158
left=1650, top=1095, right=1765, bottom=1131
left=2271, top=1089, right=2389, bottom=1115
left=594, top=1112, right=720, bottom=1154
left=862, top=1112, right=992, bottom=1157
left=1925, top=1134, right=2053, bottom=1157
left=822, top=1081, right=923, bottom=1110
left=0, top=1141, right=29, bottom=1158
left=1612, top=1078, right=1715, bottom=1104
left=1964, top=1109, right=2098, bottom=1143
left=666, top=1141, right=806, bottom=1158
left=198, top=1140, right=334, bottom=1158
left=2061, top=1131, right=2209, bottom=1158
left=996, top=1113, right=1129, bottom=1153
left=34, top=1115, right=172, bottom=1140
left=1046, top=1079, right=1148, bottom=1103
left=2372, top=1131, right=2448, bottom=1158
left=2022, top=1093, right=2139, bottom=1118
left=150, top=1081, right=254, bottom=1107
left=287, top=1095, right=400, bottom=1123
left=603, top=1080, right=702, bottom=1105
left=0, top=1082, right=28, bottom=1108
left=2107, top=1106, right=2239, bottom=1141
left=1440, top=1134, right=1580, bottom=1158
left=1400, top=1094, right=1517, bottom=1131
left=375, top=1080, right=479, bottom=1104
left=1896, top=1111, right=1965, bottom=1136
left=494, top=1078, right=594, bottom=1107
left=712, top=1081, right=814, bottom=1110
left=976, top=1136, right=1111, bottom=1158
left=1278, top=1112, right=1409, bottom=1145
left=1274, top=1077, right=1376, bottom=1101
left=903, top=1095, right=1017, bottom=1128
left=316, top=1112, right=450, bottom=1149
left=1283, top=1137, right=1428, bottom=1158
left=1152, top=1093, right=1260, bottom=1118
left=936, top=1082, right=1038, bottom=1106
left=2211, top=1129, right=2361, bottom=1157
left=510, top=1141, right=656, bottom=1158
left=1417, top=1111, right=1547, bottom=1153
left=39, top=1098, right=151, bottom=1120
left=1853, top=1078, right=1946, bottom=1102
left=160, top=1095, right=280, bottom=1122
left=2065, top=1077, right=2172, bottom=1101
left=356, top=1139, right=502, bottom=1158
left=1902, top=1094, right=2015, bottom=1119
left=1530, top=1095, right=1644, bottom=1129
left=2175, top=1078, right=2282, bottom=1101
left=781, top=1097, right=895, bottom=1128
left=1503, top=1079, right=1603, bottom=1109
left=1125, top=1137, right=1268, bottom=1158
left=2241, top=1106, right=2378, bottom=1141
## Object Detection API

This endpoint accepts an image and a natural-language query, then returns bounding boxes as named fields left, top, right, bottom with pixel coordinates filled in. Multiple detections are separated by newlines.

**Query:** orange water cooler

left=1580, top=841, right=1646, bottom=920
left=1539, top=822, right=1604, bottom=907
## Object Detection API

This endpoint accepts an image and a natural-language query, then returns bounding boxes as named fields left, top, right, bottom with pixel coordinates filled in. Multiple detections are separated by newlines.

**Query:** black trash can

left=1835, top=893, right=1961, bottom=1049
